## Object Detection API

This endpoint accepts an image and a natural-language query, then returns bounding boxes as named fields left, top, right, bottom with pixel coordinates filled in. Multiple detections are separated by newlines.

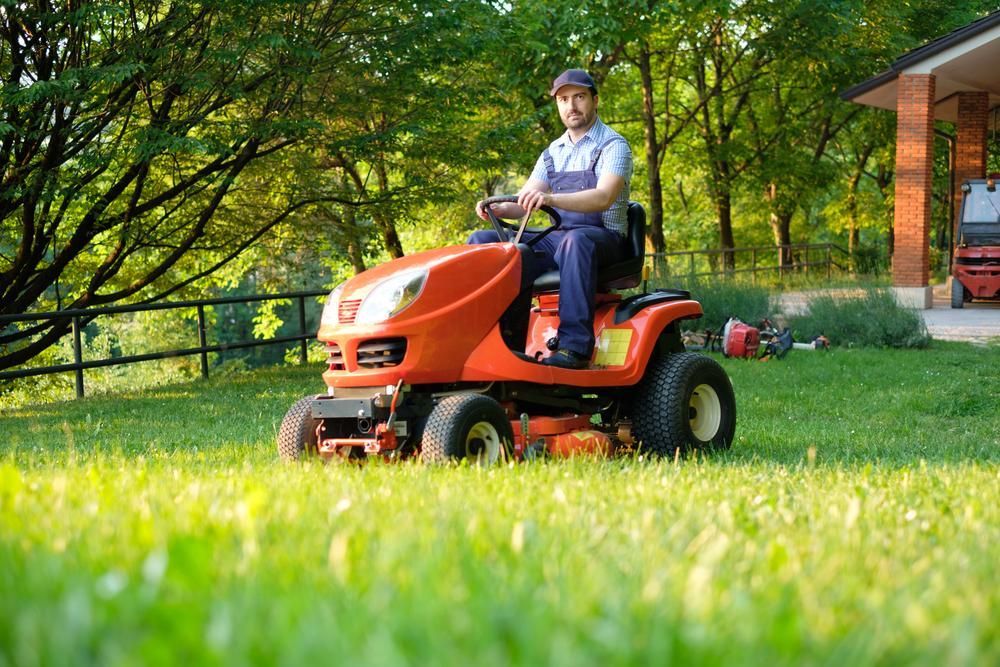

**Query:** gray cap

left=549, top=69, right=597, bottom=96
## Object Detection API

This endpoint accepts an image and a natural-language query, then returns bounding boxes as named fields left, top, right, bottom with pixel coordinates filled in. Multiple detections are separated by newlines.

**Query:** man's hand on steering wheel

left=478, top=194, right=562, bottom=247
left=517, top=188, right=552, bottom=217
left=476, top=199, right=523, bottom=221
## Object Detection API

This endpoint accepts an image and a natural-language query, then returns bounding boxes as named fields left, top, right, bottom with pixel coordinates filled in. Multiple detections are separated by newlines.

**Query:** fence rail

left=0, top=290, right=329, bottom=398
left=648, top=242, right=849, bottom=281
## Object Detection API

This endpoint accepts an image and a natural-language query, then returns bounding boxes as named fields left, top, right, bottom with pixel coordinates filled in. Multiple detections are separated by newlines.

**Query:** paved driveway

left=922, top=300, right=1000, bottom=343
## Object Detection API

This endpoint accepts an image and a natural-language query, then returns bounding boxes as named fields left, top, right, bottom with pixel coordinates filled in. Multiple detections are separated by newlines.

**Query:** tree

left=685, top=1, right=777, bottom=268
left=0, top=0, right=508, bottom=371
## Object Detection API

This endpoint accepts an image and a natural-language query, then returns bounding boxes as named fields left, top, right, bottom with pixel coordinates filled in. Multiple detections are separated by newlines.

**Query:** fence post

left=689, top=252, right=695, bottom=279
left=298, top=295, right=308, bottom=365
left=196, top=305, right=209, bottom=379
left=826, top=244, right=832, bottom=280
left=72, top=316, right=85, bottom=399
left=751, top=248, right=757, bottom=285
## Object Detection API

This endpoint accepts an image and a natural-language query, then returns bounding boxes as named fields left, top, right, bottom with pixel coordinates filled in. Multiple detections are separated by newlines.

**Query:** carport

left=841, top=10, right=1000, bottom=308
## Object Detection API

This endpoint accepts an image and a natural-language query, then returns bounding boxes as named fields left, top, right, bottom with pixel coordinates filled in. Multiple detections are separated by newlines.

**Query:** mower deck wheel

left=951, top=279, right=965, bottom=309
left=631, top=351, right=736, bottom=455
left=421, top=393, right=513, bottom=466
left=277, top=396, right=320, bottom=461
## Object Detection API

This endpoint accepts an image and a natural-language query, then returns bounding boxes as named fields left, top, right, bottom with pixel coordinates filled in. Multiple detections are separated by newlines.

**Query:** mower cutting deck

left=277, top=198, right=736, bottom=464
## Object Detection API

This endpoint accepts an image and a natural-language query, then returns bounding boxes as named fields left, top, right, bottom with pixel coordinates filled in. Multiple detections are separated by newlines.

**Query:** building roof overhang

left=841, top=11, right=1000, bottom=122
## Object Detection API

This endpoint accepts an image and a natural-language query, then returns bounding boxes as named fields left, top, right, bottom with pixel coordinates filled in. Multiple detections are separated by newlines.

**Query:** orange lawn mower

left=277, top=196, right=736, bottom=464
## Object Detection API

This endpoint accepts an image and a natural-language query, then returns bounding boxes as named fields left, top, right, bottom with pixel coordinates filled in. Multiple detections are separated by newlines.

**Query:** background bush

left=672, top=279, right=775, bottom=333
left=788, top=289, right=930, bottom=348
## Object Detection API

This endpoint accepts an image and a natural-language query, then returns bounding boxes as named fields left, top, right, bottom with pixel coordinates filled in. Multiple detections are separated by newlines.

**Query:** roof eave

left=892, top=11, right=1000, bottom=70
left=839, top=69, right=897, bottom=102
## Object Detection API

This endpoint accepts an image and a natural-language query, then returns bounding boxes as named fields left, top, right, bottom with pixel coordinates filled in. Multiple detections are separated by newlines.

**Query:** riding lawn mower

left=277, top=197, right=736, bottom=464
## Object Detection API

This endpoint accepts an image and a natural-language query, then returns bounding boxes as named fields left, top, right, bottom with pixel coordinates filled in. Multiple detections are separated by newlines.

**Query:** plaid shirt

left=529, top=117, right=633, bottom=235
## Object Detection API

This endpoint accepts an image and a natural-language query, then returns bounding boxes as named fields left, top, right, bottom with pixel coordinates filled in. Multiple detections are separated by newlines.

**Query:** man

left=469, top=69, right=633, bottom=369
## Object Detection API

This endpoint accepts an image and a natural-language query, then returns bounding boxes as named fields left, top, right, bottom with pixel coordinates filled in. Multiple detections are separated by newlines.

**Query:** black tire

left=631, top=352, right=736, bottom=455
left=421, top=393, right=513, bottom=465
left=951, top=279, right=965, bottom=309
left=277, top=396, right=320, bottom=461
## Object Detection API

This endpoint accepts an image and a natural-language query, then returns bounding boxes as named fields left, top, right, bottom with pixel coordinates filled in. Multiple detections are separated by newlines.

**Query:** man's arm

left=517, top=172, right=625, bottom=216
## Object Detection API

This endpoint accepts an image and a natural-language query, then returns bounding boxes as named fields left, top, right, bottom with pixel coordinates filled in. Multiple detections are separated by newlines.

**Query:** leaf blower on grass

left=684, top=317, right=829, bottom=361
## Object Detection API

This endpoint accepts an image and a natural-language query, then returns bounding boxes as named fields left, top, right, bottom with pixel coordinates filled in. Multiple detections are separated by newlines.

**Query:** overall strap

left=542, top=149, right=556, bottom=177
left=587, top=137, right=627, bottom=171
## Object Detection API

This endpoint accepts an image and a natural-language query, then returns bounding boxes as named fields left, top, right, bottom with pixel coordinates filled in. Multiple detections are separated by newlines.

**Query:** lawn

left=1, top=343, right=998, bottom=666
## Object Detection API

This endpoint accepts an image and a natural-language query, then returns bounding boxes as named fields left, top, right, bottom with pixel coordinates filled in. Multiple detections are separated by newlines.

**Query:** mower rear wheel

left=951, top=279, right=965, bottom=309
left=421, top=393, right=513, bottom=466
left=632, top=352, right=736, bottom=455
left=277, top=396, right=320, bottom=461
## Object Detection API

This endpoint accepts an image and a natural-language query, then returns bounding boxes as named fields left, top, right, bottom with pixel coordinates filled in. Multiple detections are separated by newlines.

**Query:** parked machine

left=952, top=177, right=1000, bottom=308
left=277, top=197, right=736, bottom=464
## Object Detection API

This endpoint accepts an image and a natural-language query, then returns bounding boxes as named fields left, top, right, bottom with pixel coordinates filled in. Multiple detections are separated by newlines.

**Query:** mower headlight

left=320, top=282, right=346, bottom=326
left=356, top=269, right=427, bottom=324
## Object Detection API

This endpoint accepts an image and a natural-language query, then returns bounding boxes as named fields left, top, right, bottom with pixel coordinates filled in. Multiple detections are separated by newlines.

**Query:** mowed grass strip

left=1, top=343, right=998, bottom=666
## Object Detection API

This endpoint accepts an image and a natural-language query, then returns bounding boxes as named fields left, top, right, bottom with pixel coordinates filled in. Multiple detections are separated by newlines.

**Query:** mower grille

left=357, top=338, right=407, bottom=368
left=955, top=256, right=1000, bottom=266
left=326, top=343, right=345, bottom=371
left=339, top=299, right=361, bottom=323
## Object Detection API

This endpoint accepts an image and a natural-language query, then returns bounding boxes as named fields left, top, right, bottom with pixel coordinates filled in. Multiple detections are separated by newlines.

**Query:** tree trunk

left=765, top=183, right=794, bottom=267
left=715, top=187, right=736, bottom=271
left=770, top=210, right=794, bottom=267
left=638, top=45, right=665, bottom=253
left=342, top=207, right=367, bottom=274
left=373, top=160, right=404, bottom=258
left=847, top=170, right=861, bottom=260
left=373, top=212, right=404, bottom=259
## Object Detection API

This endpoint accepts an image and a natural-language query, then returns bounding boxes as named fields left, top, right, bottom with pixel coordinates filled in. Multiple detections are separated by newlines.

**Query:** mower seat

left=532, top=201, right=646, bottom=292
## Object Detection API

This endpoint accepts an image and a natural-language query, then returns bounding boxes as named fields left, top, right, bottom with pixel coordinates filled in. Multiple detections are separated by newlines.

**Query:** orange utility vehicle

left=277, top=197, right=736, bottom=464
left=952, top=178, right=1000, bottom=308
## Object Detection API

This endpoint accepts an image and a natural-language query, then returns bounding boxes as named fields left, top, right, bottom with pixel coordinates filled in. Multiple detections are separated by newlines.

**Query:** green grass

left=1, top=343, right=998, bottom=666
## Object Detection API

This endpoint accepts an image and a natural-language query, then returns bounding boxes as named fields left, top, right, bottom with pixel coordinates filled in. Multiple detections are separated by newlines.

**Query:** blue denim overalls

left=469, top=137, right=625, bottom=356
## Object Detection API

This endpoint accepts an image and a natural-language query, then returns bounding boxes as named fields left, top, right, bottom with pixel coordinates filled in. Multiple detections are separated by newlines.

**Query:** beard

left=562, top=108, right=596, bottom=130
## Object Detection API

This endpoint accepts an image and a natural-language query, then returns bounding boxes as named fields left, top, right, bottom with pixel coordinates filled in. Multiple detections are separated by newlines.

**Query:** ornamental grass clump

left=789, top=288, right=930, bottom=348
left=675, top=279, right=774, bottom=332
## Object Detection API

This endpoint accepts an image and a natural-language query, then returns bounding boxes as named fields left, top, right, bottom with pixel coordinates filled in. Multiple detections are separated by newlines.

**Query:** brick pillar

left=954, top=91, right=989, bottom=235
left=893, top=74, right=935, bottom=289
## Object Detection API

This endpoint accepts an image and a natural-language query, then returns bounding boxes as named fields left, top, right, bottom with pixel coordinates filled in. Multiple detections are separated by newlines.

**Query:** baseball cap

left=549, top=69, right=597, bottom=96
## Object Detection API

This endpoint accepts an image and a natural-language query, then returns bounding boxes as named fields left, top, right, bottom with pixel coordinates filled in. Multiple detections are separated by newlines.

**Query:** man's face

left=554, top=85, right=598, bottom=131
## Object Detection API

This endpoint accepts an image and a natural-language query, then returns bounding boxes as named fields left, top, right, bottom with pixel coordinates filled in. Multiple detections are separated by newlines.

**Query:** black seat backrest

left=531, top=201, right=647, bottom=292
left=595, top=201, right=646, bottom=290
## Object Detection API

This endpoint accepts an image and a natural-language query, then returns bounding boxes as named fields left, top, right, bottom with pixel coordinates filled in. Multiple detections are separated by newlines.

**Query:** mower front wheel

left=277, top=396, right=320, bottom=461
left=632, top=352, right=736, bottom=455
left=422, top=394, right=513, bottom=466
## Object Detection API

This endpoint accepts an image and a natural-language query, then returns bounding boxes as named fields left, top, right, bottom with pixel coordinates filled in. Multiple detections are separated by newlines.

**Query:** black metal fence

left=648, top=242, right=849, bottom=282
left=0, top=290, right=328, bottom=399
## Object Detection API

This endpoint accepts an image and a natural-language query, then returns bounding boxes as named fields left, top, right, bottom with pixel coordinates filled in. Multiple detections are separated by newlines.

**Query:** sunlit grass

left=1, top=344, right=998, bottom=665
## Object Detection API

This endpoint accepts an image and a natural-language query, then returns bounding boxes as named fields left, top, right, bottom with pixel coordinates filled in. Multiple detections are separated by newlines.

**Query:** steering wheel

left=481, top=195, right=562, bottom=247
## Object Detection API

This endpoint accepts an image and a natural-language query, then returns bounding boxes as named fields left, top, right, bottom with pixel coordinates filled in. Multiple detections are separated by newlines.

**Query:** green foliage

left=789, top=289, right=931, bottom=348
left=672, top=279, right=775, bottom=332
left=1, top=345, right=998, bottom=664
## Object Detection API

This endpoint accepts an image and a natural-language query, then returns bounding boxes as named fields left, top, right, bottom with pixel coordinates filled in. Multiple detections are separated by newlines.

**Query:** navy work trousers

left=467, top=226, right=623, bottom=356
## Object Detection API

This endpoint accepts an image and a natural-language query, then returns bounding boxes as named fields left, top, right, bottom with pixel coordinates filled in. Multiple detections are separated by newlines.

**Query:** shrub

left=788, top=288, right=930, bottom=348
left=671, top=279, right=775, bottom=332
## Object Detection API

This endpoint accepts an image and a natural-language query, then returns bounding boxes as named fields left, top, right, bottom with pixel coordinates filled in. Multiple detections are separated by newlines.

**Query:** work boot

left=542, top=348, right=590, bottom=369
